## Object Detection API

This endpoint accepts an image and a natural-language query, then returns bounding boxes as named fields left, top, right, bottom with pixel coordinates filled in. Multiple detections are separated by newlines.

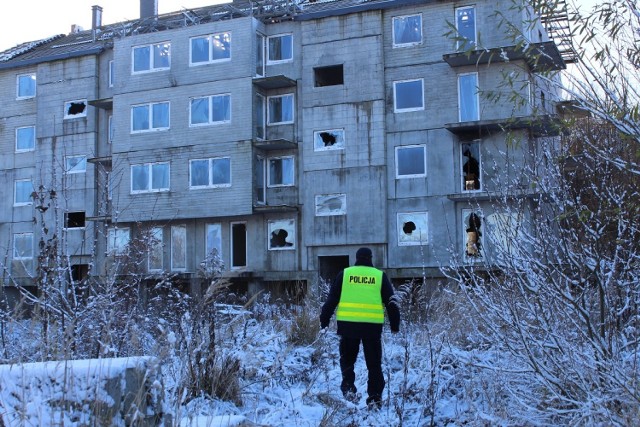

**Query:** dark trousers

left=339, top=335, right=385, bottom=401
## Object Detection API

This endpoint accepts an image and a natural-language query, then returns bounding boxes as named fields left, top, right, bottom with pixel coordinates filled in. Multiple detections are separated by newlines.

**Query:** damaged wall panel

left=268, top=218, right=295, bottom=250
left=397, top=212, right=428, bottom=245
left=315, top=193, right=346, bottom=216
left=314, top=129, right=345, bottom=151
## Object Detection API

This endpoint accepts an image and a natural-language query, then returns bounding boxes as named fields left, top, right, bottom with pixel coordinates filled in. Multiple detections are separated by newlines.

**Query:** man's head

left=355, top=247, right=373, bottom=266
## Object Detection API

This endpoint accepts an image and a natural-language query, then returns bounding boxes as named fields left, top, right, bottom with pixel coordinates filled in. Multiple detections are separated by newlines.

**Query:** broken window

left=64, top=99, right=87, bottom=119
left=463, top=209, right=483, bottom=259
left=107, top=228, right=130, bottom=255
left=458, top=72, right=479, bottom=122
left=393, top=14, right=422, bottom=47
left=314, top=129, right=345, bottom=151
left=171, top=225, right=187, bottom=271
left=396, top=145, right=426, bottom=178
left=131, top=101, right=169, bottom=132
left=267, top=33, right=293, bottom=64
left=461, top=141, right=481, bottom=191
left=315, top=194, right=347, bottom=216
left=14, top=179, right=33, bottom=206
left=131, top=162, right=170, bottom=193
left=16, top=126, right=35, bottom=152
left=267, top=94, right=294, bottom=125
left=397, top=212, right=428, bottom=245
left=231, top=222, right=246, bottom=268
left=65, top=155, right=87, bottom=174
left=13, top=233, right=33, bottom=260
left=64, top=211, right=86, bottom=229
left=314, top=65, right=344, bottom=87
left=190, top=32, right=231, bottom=65
left=148, top=227, right=163, bottom=271
left=268, top=156, right=294, bottom=187
left=16, top=73, right=36, bottom=99
left=190, top=94, right=231, bottom=125
left=456, top=6, right=476, bottom=50
left=394, top=79, right=424, bottom=112
left=268, top=219, right=296, bottom=250
left=133, top=42, right=171, bottom=73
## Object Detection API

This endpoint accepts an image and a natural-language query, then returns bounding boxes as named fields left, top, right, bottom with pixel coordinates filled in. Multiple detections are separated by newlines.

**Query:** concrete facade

left=0, top=0, right=567, bottom=296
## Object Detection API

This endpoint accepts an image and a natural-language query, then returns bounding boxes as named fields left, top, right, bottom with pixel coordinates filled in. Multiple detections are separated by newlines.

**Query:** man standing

left=320, top=247, right=401, bottom=408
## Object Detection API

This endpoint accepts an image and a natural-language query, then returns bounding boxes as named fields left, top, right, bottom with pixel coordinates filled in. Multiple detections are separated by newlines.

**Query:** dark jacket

left=320, top=260, right=401, bottom=338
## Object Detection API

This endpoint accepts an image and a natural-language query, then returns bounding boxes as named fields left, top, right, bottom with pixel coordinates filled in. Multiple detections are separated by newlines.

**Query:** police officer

left=320, top=247, right=401, bottom=408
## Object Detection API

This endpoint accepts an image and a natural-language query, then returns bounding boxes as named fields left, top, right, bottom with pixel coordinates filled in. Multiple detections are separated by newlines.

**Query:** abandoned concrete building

left=0, top=0, right=575, bottom=299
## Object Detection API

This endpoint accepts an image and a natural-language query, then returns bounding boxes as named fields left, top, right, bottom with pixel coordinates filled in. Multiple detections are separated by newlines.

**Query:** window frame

left=461, top=140, right=482, bottom=192
left=397, top=212, right=429, bottom=246
left=189, top=157, right=232, bottom=189
left=171, top=224, right=187, bottom=271
left=458, top=72, right=480, bottom=122
left=130, top=162, right=170, bottom=194
left=189, top=94, right=231, bottom=126
left=13, top=233, right=34, bottom=260
left=456, top=6, right=477, bottom=50
left=267, top=156, right=295, bottom=187
left=315, top=193, right=347, bottom=217
left=148, top=227, right=164, bottom=272
left=107, top=227, right=130, bottom=255
left=15, top=126, right=36, bottom=152
left=205, top=223, right=222, bottom=259
left=65, top=155, right=87, bottom=174
left=393, top=79, right=424, bottom=113
left=14, top=179, right=33, bottom=206
left=267, top=94, right=294, bottom=125
left=266, top=33, right=293, bottom=64
left=130, top=101, right=170, bottom=133
left=462, top=208, right=484, bottom=261
left=189, top=32, right=232, bottom=66
left=64, top=211, right=86, bottom=229
left=16, top=73, right=36, bottom=99
left=392, top=13, right=423, bottom=47
left=395, top=145, right=427, bottom=179
left=132, top=42, right=171, bottom=74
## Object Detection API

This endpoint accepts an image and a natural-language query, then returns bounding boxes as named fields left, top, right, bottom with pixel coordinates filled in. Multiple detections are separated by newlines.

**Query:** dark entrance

left=318, top=255, right=350, bottom=283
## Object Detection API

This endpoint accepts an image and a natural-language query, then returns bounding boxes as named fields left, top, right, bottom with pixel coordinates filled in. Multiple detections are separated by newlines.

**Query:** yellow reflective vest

left=336, top=266, right=384, bottom=324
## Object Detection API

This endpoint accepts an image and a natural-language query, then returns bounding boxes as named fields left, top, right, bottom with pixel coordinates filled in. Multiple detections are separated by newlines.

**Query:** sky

left=0, top=0, right=227, bottom=52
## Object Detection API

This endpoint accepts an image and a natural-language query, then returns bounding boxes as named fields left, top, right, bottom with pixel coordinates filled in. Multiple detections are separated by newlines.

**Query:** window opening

left=461, top=141, right=481, bottom=191
left=107, top=228, right=130, bottom=255
left=256, top=33, right=265, bottom=77
left=65, top=156, right=87, bottom=174
left=268, top=219, right=295, bottom=250
left=65, top=211, right=86, bottom=228
left=64, top=100, right=87, bottom=119
left=231, top=222, right=247, bottom=268
left=131, top=101, right=170, bottom=132
left=190, top=157, right=231, bottom=188
left=393, top=14, right=422, bottom=46
left=14, top=233, right=34, bottom=260
left=133, top=42, right=171, bottom=73
left=131, top=162, right=170, bottom=193
left=14, top=179, right=33, bottom=206
left=464, top=211, right=483, bottom=259
left=255, top=156, right=266, bottom=204
left=397, top=212, right=428, bottom=245
left=190, top=32, right=231, bottom=65
left=206, top=223, right=222, bottom=259
left=314, top=65, right=343, bottom=87
left=71, top=264, right=89, bottom=282
left=255, top=93, right=266, bottom=139
left=190, top=94, right=231, bottom=126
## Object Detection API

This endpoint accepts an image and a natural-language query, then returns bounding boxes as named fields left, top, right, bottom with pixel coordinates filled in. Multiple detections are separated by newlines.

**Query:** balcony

left=444, top=115, right=562, bottom=138
left=252, top=74, right=296, bottom=90
left=253, top=138, right=297, bottom=151
left=443, top=41, right=566, bottom=72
